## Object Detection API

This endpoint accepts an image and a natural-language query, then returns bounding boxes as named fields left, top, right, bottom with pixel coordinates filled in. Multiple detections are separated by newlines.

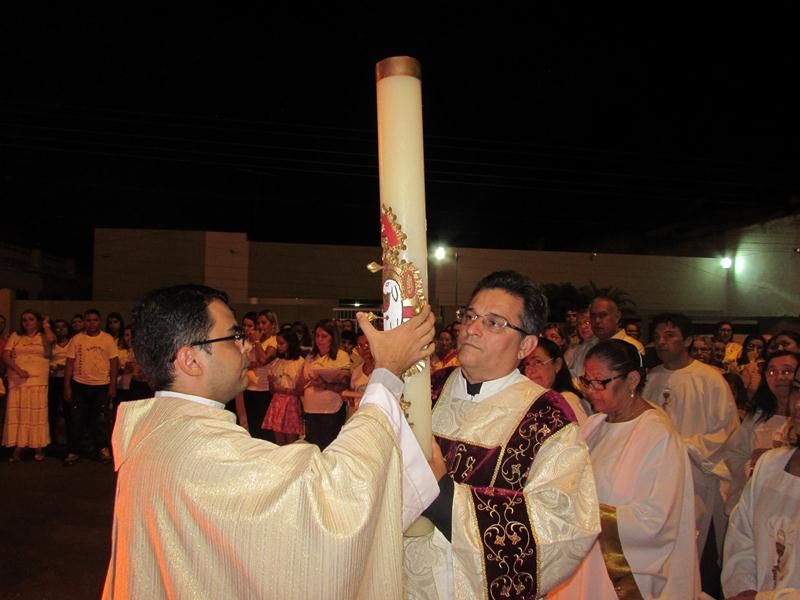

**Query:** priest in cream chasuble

left=404, top=272, right=599, bottom=600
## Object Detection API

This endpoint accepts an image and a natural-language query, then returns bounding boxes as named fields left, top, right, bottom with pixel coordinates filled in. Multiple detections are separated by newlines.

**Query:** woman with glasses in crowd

left=550, top=339, right=699, bottom=599
left=522, top=337, right=588, bottom=424
left=723, top=350, right=799, bottom=516
left=722, top=362, right=800, bottom=597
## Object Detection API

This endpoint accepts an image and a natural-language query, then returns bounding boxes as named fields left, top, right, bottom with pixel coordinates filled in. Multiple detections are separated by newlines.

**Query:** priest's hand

left=356, top=304, right=435, bottom=378
left=429, top=438, right=447, bottom=481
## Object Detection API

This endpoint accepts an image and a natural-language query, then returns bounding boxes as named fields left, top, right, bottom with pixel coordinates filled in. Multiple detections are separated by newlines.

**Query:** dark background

left=2, top=6, right=798, bottom=271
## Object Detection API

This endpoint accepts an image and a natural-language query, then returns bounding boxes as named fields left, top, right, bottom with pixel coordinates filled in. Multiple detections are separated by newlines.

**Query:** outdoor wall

left=94, top=229, right=206, bottom=300
left=248, top=242, right=380, bottom=301
left=433, top=248, right=729, bottom=318
left=722, top=214, right=800, bottom=317
left=204, top=232, right=249, bottom=304
left=88, top=218, right=799, bottom=323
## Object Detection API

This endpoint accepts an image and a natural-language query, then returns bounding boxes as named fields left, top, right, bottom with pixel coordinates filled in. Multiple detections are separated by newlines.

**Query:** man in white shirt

left=103, top=284, right=439, bottom=599
left=64, top=309, right=119, bottom=464
left=569, top=296, right=644, bottom=378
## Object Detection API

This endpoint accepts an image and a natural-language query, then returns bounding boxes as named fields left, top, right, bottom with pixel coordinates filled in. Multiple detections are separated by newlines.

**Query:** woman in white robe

left=549, top=339, right=700, bottom=600
left=723, top=351, right=799, bottom=515
left=722, top=364, right=800, bottom=599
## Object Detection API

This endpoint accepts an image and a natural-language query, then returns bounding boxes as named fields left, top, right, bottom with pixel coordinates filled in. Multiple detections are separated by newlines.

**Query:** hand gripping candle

left=375, top=56, right=432, bottom=536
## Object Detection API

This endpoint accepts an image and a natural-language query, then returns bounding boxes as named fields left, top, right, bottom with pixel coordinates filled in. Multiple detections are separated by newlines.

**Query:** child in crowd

left=262, top=331, right=305, bottom=445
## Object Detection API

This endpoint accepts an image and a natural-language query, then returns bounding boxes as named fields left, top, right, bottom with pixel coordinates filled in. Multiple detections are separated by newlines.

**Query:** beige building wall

left=90, top=218, right=799, bottom=322
left=248, top=242, right=381, bottom=300
left=434, top=248, right=728, bottom=317
left=722, top=214, right=800, bottom=317
left=204, top=232, right=249, bottom=304
left=93, top=229, right=206, bottom=300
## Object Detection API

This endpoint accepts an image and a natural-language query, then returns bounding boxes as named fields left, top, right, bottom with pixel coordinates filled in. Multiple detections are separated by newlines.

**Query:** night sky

left=2, top=7, right=798, bottom=271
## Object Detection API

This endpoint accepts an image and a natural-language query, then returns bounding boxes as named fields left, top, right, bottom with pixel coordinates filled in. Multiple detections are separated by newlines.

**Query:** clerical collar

left=465, top=380, right=483, bottom=396
left=457, top=369, right=526, bottom=403
left=155, top=390, right=226, bottom=410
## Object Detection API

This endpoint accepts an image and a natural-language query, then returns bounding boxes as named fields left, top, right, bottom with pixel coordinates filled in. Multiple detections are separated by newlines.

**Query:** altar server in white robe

left=722, top=364, right=800, bottom=599
left=549, top=339, right=701, bottom=600
left=643, top=314, right=739, bottom=562
left=722, top=351, right=799, bottom=515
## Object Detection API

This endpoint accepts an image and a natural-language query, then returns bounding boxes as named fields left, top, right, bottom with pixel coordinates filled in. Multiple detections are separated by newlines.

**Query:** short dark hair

left=585, top=339, right=647, bottom=393
left=591, top=296, right=620, bottom=316
left=650, top=313, right=693, bottom=340
left=470, top=270, right=548, bottom=336
left=84, top=308, right=102, bottom=319
left=132, top=284, right=229, bottom=390
left=717, top=320, right=734, bottom=330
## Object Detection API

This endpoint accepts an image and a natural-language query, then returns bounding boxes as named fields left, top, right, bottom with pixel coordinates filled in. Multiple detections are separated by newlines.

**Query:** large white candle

left=376, top=56, right=433, bottom=536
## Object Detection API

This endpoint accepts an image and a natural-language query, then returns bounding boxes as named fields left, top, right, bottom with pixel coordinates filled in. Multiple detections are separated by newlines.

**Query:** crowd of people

left=0, top=306, right=386, bottom=461
left=2, top=280, right=799, bottom=599
left=422, top=292, right=799, bottom=599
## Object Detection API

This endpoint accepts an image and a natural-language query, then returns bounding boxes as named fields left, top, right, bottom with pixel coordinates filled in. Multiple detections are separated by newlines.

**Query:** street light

left=432, top=245, right=460, bottom=308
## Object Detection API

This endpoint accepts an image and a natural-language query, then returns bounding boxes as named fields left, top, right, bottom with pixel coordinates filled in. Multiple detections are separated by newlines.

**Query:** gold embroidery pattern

left=498, top=404, right=566, bottom=491
left=450, top=443, right=477, bottom=482
left=473, top=489, right=536, bottom=599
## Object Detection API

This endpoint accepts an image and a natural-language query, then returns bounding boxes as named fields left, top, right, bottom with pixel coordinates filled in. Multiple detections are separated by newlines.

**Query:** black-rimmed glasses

left=456, top=308, right=532, bottom=336
left=578, top=373, right=626, bottom=391
left=189, top=329, right=247, bottom=349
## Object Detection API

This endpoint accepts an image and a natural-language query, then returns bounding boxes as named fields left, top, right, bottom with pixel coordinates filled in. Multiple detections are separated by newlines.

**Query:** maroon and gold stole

left=436, top=388, right=575, bottom=599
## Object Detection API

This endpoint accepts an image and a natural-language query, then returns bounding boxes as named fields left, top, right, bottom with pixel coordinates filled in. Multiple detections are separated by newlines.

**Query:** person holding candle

left=406, top=271, right=599, bottom=599
left=103, top=284, right=439, bottom=599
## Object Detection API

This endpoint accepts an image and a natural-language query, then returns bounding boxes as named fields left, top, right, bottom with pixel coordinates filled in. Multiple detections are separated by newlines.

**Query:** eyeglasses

left=525, top=357, right=554, bottom=369
left=578, top=373, right=626, bottom=391
left=767, top=367, right=796, bottom=378
left=457, top=308, right=531, bottom=336
left=189, top=328, right=247, bottom=349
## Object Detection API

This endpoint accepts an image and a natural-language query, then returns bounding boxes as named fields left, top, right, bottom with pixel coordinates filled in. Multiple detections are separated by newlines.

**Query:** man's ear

left=518, top=334, right=538, bottom=360
left=174, top=346, right=204, bottom=378
left=683, top=335, right=693, bottom=350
